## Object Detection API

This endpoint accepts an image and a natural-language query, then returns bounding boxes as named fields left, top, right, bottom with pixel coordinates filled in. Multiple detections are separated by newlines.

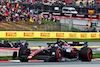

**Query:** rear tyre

left=79, top=47, right=92, bottom=61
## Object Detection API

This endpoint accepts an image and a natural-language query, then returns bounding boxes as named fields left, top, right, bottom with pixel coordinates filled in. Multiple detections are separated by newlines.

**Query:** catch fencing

left=60, top=17, right=100, bottom=31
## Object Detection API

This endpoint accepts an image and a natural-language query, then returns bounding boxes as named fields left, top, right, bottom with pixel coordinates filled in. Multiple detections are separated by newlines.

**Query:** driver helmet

left=55, top=44, right=58, bottom=47
left=60, top=40, right=65, bottom=45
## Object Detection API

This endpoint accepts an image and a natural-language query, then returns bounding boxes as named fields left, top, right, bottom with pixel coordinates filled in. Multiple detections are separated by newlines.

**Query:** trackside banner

left=0, top=31, right=100, bottom=39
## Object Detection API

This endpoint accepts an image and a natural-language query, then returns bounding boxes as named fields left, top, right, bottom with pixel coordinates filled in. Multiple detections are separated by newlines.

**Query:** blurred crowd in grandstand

left=28, top=0, right=100, bottom=7
left=0, top=0, right=100, bottom=23
left=0, top=0, right=61, bottom=24
left=0, top=1, right=42, bottom=24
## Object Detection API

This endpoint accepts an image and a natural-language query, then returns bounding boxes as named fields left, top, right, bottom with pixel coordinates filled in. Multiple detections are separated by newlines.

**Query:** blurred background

left=0, top=0, right=100, bottom=32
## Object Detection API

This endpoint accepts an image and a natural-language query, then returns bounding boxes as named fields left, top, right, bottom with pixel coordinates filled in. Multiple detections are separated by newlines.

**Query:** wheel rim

left=76, top=53, right=79, bottom=60
left=57, top=51, right=62, bottom=62
left=89, top=53, right=92, bottom=60
left=87, top=49, right=92, bottom=61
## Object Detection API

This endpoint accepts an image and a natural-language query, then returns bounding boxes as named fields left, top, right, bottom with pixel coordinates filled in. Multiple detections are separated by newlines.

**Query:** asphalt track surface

left=0, top=60, right=100, bottom=67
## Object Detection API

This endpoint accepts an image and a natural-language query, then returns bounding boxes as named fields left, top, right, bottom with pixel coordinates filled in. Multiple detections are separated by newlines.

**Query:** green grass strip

left=93, top=54, right=100, bottom=58
left=0, top=38, right=100, bottom=42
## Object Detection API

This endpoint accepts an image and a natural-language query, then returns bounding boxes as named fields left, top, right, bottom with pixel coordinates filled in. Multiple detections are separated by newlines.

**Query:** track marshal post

left=88, top=10, right=94, bottom=28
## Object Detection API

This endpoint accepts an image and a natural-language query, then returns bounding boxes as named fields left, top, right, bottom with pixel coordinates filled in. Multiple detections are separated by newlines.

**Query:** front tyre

left=12, top=51, right=17, bottom=59
left=18, top=46, right=30, bottom=62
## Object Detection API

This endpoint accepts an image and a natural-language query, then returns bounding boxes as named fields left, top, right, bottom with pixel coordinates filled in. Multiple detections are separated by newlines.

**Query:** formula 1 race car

left=13, top=40, right=92, bottom=62
left=14, top=40, right=29, bottom=48
left=0, top=40, right=28, bottom=48
left=0, top=40, right=13, bottom=47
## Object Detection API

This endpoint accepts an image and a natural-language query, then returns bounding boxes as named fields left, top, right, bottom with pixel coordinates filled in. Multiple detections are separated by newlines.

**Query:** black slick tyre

left=18, top=46, right=29, bottom=62
left=12, top=51, right=17, bottom=59
left=79, top=47, right=92, bottom=61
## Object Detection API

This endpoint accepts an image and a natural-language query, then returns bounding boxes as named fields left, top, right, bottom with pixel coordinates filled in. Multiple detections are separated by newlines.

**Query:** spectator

left=0, top=0, right=99, bottom=25
left=72, top=1, right=76, bottom=6
left=79, top=1, right=83, bottom=7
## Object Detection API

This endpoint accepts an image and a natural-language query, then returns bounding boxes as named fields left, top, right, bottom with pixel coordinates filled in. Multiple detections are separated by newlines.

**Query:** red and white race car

left=13, top=40, right=92, bottom=62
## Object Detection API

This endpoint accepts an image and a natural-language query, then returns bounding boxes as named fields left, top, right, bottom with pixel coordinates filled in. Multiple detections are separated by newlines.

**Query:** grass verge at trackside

left=0, top=19, right=80, bottom=31
left=0, top=56, right=14, bottom=60
left=0, top=38, right=100, bottom=42
left=93, top=54, right=100, bottom=58
left=0, top=54, right=100, bottom=60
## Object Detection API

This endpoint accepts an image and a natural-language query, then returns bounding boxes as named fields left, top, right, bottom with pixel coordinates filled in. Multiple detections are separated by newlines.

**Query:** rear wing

left=66, top=41, right=88, bottom=46
left=47, top=43, right=58, bottom=47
